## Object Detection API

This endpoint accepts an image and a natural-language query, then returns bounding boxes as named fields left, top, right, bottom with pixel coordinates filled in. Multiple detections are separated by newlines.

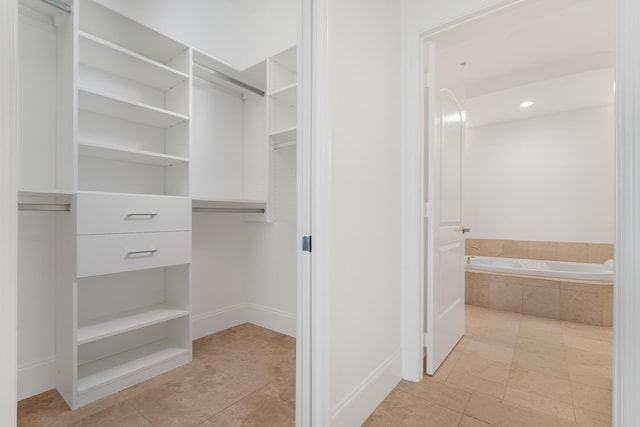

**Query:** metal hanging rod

left=18, top=203, right=71, bottom=212
left=40, top=0, right=72, bottom=14
left=193, top=63, right=265, bottom=97
left=192, top=207, right=265, bottom=214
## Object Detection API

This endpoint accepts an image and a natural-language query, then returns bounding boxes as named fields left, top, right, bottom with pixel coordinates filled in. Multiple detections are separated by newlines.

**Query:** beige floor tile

left=571, top=383, right=612, bottom=416
left=452, top=353, right=512, bottom=385
left=73, top=405, right=152, bottom=427
left=574, top=405, right=613, bottom=427
left=362, top=389, right=462, bottom=427
left=568, top=363, right=612, bottom=390
left=464, top=340, right=514, bottom=364
left=515, top=335, right=565, bottom=357
left=563, top=335, right=612, bottom=355
left=446, top=371, right=506, bottom=400
left=507, top=366, right=572, bottom=403
left=259, top=379, right=296, bottom=412
left=503, top=386, right=575, bottom=422
left=562, top=321, right=612, bottom=342
left=565, top=347, right=612, bottom=369
left=510, top=348, right=568, bottom=380
left=130, top=364, right=262, bottom=426
left=396, top=377, right=471, bottom=413
left=199, top=390, right=295, bottom=427
left=459, top=415, right=497, bottom=427
left=71, top=401, right=146, bottom=427
left=465, top=393, right=577, bottom=427
left=17, top=390, right=74, bottom=427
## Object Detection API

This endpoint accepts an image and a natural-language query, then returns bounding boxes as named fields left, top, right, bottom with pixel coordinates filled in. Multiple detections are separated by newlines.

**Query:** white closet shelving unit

left=268, top=47, right=297, bottom=145
left=267, top=47, right=297, bottom=221
left=17, top=0, right=75, bottom=402
left=62, top=0, right=192, bottom=409
left=17, top=0, right=297, bottom=410
left=190, top=49, right=268, bottom=214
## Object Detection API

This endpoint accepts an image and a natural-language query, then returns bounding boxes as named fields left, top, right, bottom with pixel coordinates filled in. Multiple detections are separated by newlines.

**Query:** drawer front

left=77, top=231, right=191, bottom=278
left=77, top=193, right=191, bottom=235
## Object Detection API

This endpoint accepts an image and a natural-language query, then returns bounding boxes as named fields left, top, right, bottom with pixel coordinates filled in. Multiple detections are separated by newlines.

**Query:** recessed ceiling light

left=520, top=100, right=534, bottom=108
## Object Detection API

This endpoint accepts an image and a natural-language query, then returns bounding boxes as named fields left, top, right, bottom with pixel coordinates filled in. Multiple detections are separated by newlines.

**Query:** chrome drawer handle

left=126, top=249, right=158, bottom=256
left=126, top=212, right=158, bottom=218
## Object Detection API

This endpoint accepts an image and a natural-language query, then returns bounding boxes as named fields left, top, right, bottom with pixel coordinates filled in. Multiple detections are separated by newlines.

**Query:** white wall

left=464, top=105, right=614, bottom=243
left=95, top=0, right=296, bottom=70
left=246, top=146, right=297, bottom=336
left=191, top=215, right=250, bottom=339
left=328, top=0, right=402, bottom=425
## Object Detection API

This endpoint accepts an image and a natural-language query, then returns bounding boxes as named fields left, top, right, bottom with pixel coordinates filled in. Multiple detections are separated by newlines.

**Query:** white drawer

left=77, top=231, right=191, bottom=278
left=76, top=193, right=191, bottom=235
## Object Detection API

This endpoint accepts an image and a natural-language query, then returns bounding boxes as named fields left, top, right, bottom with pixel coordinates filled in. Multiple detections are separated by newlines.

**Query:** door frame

left=1, top=0, right=19, bottom=425
left=400, top=1, right=640, bottom=425
left=298, top=0, right=331, bottom=425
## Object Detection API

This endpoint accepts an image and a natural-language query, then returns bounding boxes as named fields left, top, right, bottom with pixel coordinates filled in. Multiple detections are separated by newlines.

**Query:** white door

left=424, top=42, right=466, bottom=375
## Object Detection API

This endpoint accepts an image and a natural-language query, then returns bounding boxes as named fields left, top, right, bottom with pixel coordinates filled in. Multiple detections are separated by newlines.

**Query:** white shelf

left=79, top=32, right=189, bottom=91
left=77, top=340, right=188, bottom=394
left=269, top=83, right=297, bottom=107
left=78, top=142, right=189, bottom=167
left=18, top=188, right=73, bottom=198
left=269, top=126, right=297, bottom=144
left=20, top=0, right=71, bottom=17
left=192, top=198, right=267, bottom=210
left=78, top=87, right=188, bottom=129
left=77, top=304, right=189, bottom=345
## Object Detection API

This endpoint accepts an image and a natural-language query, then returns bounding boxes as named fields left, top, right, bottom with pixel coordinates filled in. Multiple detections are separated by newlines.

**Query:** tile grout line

left=560, top=323, right=579, bottom=425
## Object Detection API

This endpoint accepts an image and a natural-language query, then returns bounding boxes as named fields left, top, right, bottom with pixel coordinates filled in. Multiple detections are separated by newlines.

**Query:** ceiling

left=430, top=0, right=615, bottom=127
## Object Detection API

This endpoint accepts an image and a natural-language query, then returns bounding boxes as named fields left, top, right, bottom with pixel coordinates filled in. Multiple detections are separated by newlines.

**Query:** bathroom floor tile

left=396, top=377, right=471, bottom=413
left=465, top=392, right=577, bottom=427
left=362, top=389, right=463, bottom=427
left=503, top=386, right=575, bottom=422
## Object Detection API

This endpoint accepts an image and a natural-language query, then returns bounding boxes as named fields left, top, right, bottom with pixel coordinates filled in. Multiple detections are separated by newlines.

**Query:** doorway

left=419, top=0, right=614, bottom=424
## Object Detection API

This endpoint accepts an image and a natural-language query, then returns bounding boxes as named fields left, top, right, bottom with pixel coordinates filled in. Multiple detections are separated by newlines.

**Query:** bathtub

left=465, top=256, right=614, bottom=281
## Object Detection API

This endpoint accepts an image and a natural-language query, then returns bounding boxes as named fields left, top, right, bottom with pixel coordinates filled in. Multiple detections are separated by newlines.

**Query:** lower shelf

left=77, top=340, right=188, bottom=394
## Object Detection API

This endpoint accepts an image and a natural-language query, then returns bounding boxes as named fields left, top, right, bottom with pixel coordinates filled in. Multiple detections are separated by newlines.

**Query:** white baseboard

left=192, top=304, right=296, bottom=340
left=246, top=303, right=296, bottom=337
left=18, top=357, right=56, bottom=400
left=191, top=304, right=250, bottom=340
left=331, top=351, right=402, bottom=427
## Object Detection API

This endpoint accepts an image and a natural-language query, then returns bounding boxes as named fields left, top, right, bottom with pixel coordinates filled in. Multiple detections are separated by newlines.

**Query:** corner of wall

left=331, top=351, right=402, bottom=427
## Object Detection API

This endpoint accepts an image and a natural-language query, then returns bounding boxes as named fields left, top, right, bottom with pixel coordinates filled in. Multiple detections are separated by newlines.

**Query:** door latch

left=302, top=236, right=312, bottom=252
left=462, top=227, right=471, bottom=234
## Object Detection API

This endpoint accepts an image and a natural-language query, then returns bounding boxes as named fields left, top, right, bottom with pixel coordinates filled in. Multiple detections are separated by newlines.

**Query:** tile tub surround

left=465, top=239, right=614, bottom=264
left=466, top=271, right=613, bottom=326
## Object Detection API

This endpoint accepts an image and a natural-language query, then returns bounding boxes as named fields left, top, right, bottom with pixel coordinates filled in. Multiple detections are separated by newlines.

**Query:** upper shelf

left=20, top=0, right=71, bottom=18
left=79, top=32, right=189, bottom=92
left=80, top=0, right=189, bottom=72
left=270, top=83, right=297, bottom=107
left=269, top=126, right=297, bottom=144
left=78, top=141, right=189, bottom=167
left=78, top=87, right=189, bottom=129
